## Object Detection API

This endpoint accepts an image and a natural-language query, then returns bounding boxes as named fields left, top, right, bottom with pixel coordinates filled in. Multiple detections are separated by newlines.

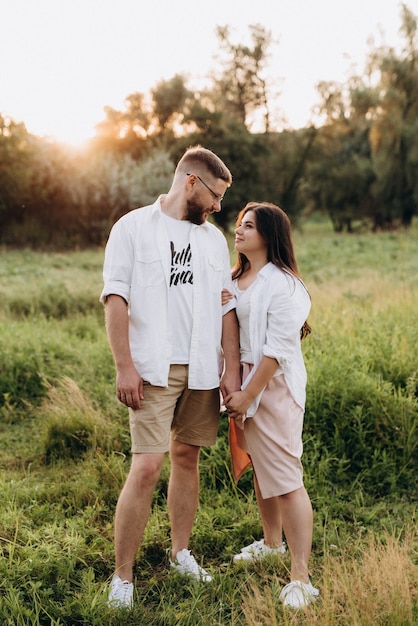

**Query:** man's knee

left=170, top=440, right=200, bottom=469
left=129, top=453, right=164, bottom=487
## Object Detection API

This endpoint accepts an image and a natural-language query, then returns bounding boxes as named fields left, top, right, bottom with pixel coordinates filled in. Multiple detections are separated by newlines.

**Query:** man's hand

left=116, top=365, right=144, bottom=410
left=104, top=295, right=144, bottom=410
left=220, top=369, right=241, bottom=402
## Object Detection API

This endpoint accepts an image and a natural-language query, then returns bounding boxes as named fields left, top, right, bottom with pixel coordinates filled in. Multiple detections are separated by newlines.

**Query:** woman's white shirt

left=232, top=262, right=311, bottom=417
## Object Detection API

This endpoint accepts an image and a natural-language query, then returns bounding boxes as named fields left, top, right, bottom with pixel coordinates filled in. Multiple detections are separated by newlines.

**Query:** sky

left=1, top=0, right=415, bottom=145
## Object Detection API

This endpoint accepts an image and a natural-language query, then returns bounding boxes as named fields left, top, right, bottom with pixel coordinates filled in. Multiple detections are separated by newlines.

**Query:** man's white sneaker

left=279, top=580, right=319, bottom=608
left=169, top=549, right=212, bottom=582
left=233, top=538, right=286, bottom=562
left=107, top=574, right=134, bottom=609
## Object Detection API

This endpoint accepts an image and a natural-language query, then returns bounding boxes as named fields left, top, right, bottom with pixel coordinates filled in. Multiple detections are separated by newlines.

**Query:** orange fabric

left=228, top=417, right=252, bottom=483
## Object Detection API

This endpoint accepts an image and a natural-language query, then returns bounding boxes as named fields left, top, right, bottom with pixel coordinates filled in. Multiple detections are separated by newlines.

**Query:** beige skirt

left=229, top=365, right=304, bottom=499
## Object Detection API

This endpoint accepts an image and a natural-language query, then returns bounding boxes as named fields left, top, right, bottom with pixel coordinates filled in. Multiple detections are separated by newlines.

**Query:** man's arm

left=104, top=294, right=143, bottom=410
left=220, top=309, right=241, bottom=400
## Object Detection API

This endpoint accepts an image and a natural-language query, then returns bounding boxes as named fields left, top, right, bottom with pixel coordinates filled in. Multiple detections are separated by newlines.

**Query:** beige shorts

left=129, top=364, right=220, bottom=454
left=233, top=368, right=304, bottom=499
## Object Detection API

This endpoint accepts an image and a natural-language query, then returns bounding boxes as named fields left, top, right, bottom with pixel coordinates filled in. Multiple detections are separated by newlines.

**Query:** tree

left=0, top=116, right=34, bottom=238
left=301, top=5, right=418, bottom=232
left=151, top=74, right=192, bottom=135
left=93, top=93, right=151, bottom=157
left=252, top=127, right=317, bottom=222
left=212, top=24, right=278, bottom=133
left=366, top=3, right=418, bottom=228
left=302, top=79, right=377, bottom=232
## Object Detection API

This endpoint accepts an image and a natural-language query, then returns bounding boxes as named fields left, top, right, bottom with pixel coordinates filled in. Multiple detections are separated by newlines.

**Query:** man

left=100, top=145, right=241, bottom=608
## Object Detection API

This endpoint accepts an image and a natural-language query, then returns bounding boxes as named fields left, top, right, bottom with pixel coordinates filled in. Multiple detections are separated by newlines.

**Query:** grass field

left=0, top=219, right=417, bottom=625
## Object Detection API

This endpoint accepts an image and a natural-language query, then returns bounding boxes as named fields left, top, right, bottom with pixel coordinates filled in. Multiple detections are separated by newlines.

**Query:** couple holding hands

left=101, top=146, right=317, bottom=610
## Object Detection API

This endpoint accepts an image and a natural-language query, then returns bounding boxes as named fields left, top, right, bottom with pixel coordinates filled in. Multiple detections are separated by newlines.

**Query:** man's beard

left=185, top=199, right=209, bottom=225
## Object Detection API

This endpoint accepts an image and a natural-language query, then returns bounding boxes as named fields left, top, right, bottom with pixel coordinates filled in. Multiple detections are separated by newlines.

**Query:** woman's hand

left=224, top=389, right=253, bottom=420
left=221, top=288, right=233, bottom=306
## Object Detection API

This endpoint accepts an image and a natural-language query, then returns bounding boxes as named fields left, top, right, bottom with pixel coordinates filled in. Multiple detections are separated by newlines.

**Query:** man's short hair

left=176, top=145, right=232, bottom=184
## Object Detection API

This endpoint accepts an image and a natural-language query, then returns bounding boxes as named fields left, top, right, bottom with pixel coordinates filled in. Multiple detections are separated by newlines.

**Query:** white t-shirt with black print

left=162, top=213, right=194, bottom=364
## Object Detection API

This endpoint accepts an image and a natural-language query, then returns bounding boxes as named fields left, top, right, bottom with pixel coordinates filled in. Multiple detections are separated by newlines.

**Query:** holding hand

left=224, top=389, right=253, bottom=420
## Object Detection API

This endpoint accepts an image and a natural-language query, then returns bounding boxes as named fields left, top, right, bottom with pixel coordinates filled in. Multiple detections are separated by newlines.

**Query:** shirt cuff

left=100, top=283, right=131, bottom=304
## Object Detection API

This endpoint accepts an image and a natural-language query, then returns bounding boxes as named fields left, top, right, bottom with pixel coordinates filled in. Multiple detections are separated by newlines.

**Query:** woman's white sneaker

left=279, top=580, right=319, bottom=608
left=233, top=538, right=286, bottom=562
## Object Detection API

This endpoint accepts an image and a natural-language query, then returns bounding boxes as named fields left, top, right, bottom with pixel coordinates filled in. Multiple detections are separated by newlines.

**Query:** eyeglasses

left=186, top=172, right=225, bottom=203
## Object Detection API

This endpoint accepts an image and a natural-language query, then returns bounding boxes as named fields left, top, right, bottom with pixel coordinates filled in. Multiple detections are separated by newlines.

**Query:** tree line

left=0, top=4, right=417, bottom=249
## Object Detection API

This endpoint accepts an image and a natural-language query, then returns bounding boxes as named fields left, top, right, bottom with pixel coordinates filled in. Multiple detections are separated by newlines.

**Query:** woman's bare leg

left=254, top=474, right=284, bottom=548
left=279, top=486, right=313, bottom=582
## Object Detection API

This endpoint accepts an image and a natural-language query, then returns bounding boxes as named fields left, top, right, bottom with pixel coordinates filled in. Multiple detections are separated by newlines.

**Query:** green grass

left=0, top=221, right=417, bottom=624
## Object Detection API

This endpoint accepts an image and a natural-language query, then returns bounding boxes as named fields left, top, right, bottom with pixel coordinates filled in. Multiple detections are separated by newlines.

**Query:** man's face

left=184, top=173, right=228, bottom=224
left=185, top=198, right=216, bottom=225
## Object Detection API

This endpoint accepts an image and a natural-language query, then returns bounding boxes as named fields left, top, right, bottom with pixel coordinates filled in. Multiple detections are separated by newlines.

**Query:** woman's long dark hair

left=232, top=202, right=311, bottom=339
left=232, top=202, right=299, bottom=279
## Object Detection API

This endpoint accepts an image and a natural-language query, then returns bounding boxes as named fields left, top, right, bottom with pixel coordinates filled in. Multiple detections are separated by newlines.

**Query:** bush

left=0, top=339, right=47, bottom=413
left=41, top=377, right=113, bottom=462
left=303, top=303, right=418, bottom=496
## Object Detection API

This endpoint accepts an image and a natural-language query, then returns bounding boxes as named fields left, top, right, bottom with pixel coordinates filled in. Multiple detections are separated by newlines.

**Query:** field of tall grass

left=0, top=219, right=417, bottom=625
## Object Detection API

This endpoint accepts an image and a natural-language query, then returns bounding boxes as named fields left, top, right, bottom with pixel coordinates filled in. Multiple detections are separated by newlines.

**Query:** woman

left=223, top=202, right=318, bottom=609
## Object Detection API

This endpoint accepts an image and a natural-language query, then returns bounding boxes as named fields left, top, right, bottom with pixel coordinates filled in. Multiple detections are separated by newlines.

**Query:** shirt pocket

left=134, top=250, right=165, bottom=287
left=207, top=256, right=224, bottom=293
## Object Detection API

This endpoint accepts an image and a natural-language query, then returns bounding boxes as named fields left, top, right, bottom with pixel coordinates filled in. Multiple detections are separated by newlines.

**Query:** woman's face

left=234, top=210, right=267, bottom=256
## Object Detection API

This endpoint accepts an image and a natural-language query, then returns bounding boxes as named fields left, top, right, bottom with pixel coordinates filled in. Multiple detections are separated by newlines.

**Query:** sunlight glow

left=0, top=0, right=405, bottom=145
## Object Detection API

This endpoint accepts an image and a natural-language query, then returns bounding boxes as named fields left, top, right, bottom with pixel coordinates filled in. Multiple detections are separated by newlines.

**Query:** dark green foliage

left=43, top=414, right=99, bottom=463
left=0, top=344, right=47, bottom=413
left=305, top=363, right=417, bottom=495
